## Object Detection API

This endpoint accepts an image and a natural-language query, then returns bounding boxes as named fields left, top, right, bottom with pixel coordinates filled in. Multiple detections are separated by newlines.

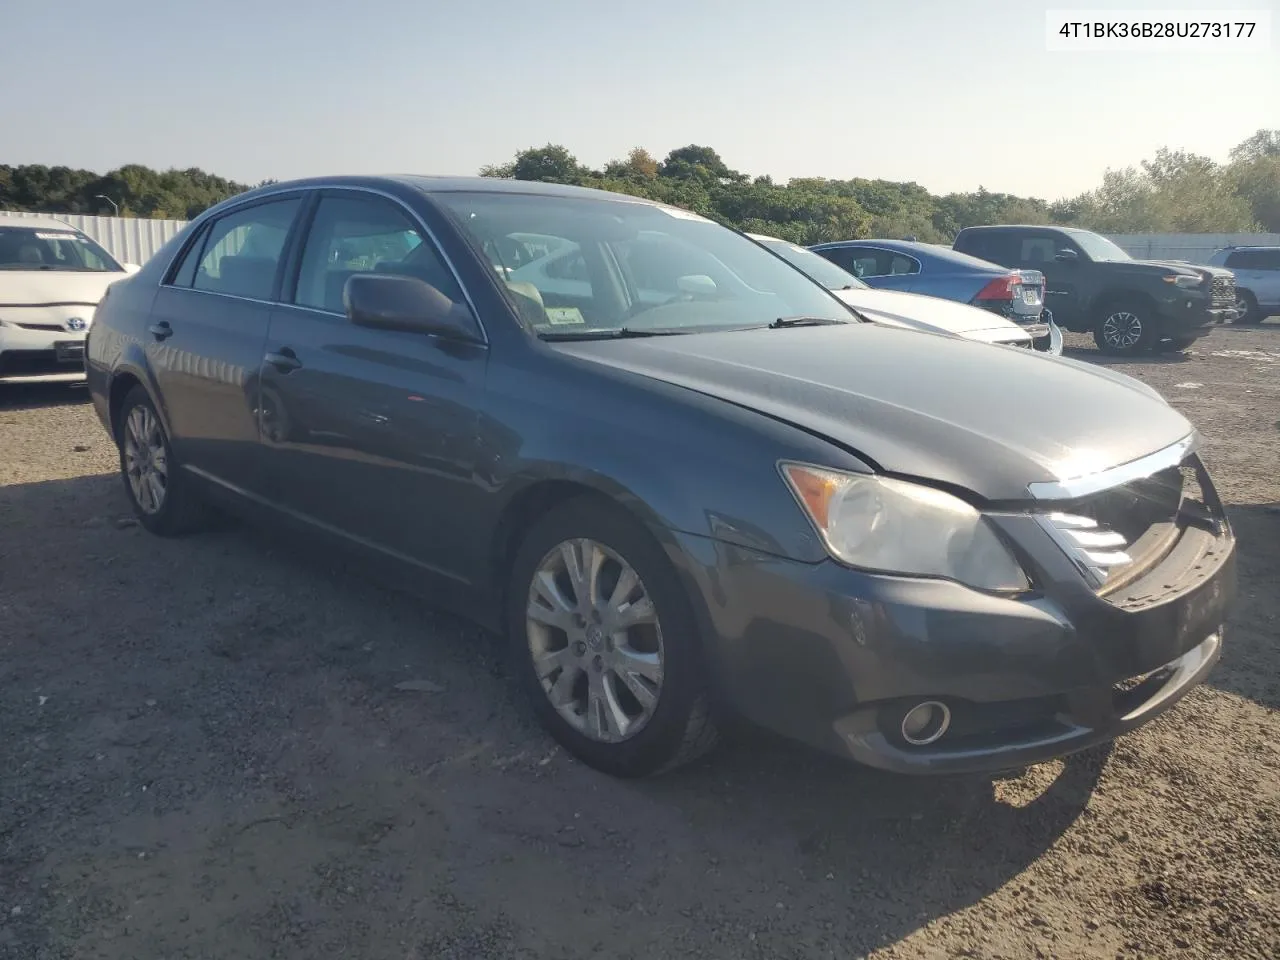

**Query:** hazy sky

left=4, top=0, right=1277, bottom=200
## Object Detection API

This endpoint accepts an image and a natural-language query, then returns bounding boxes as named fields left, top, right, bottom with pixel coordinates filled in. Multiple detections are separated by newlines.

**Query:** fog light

left=901, top=700, right=951, bottom=746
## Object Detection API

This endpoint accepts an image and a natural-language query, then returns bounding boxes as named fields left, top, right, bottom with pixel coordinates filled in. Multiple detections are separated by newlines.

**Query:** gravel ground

left=1, top=324, right=1278, bottom=960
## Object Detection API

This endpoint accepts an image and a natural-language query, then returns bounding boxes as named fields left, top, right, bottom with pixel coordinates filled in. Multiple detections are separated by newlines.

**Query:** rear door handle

left=264, top=348, right=302, bottom=373
left=148, top=321, right=173, bottom=341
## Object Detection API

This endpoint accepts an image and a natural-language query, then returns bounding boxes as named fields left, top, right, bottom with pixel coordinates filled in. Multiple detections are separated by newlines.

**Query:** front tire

left=1093, top=301, right=1157, bottom=356
left=507, top=497, right=718, bottom=777
left=115, top=385, right=212, bottom=536
left=1235, top=291, right=1262, bottom=325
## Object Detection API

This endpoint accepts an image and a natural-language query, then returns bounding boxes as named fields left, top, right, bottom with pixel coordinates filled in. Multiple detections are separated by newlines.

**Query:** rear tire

left=1093, top=301, right=1157, bottom=356
left=115, top=385, right=213, bottom=537
left=1235, top=291, right=1262, bottom=324
left=507, top=497, right=719, bottom=777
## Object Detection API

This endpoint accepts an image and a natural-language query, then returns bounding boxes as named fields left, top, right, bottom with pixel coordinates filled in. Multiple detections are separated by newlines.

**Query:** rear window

left=956, top=231, right=1016, bottom=266
left=0, top=226, right=121, bottom=272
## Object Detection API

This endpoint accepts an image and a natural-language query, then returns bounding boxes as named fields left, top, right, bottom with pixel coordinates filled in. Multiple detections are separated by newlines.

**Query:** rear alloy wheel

left=116, top=385, right=212, bottom=536
left=509, top=498, right=718, bottom=777
left=1235, top=291, right=1262, bottom=324
left=1093, top=303, right=1155, bottom=356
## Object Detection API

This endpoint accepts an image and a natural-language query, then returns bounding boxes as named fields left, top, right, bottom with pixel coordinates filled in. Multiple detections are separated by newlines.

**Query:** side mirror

left=122, top=263, right=141, bottom=274
left=677, top=274, right=718, bottom=297
left=343, top=273, right=480, bottom=341
left=1054, top=249, right=1079, bottom=263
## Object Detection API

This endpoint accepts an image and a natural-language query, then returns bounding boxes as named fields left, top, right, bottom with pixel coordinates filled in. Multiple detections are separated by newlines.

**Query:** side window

left=192, top=198, right=301, bottom=300
left=1019, top=237, right=1058, bottom=266
left=294, top=194, right=462, bottom=314
left=544, top=248, right=588, bottom=281
left=1227, top=249, right=1280, bottom=271
left=888, top=253, right=919, bottom=275
left=168, top=225, right=210, bottom=288
left=817, top=246, right=886, bottom=278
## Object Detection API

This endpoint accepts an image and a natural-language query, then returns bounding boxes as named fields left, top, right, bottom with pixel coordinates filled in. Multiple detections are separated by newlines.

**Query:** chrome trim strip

left=1026, top=433, right=1198, bottom=501
left=158, top=286, right=278, bottom=308
left=158, top=183, right=489, bottom=344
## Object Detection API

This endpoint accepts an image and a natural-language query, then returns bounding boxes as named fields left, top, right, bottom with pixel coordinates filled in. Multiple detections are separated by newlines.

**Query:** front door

left=258, top=190, right=489, bottom=584
left=145, top=195, right=303, bottom=494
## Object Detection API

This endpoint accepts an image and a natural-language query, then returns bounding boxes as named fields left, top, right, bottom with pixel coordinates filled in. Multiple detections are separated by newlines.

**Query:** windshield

left=0, top=226, right=122, bottom=272
left=435, top=192, right=855, bottom=336
left=753, top=236, right=869, bottom=291
left=1069, top=230, right=1131, bottom=262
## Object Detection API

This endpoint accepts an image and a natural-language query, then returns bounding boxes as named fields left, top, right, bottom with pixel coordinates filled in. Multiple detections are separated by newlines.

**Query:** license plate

left=1022, top=289, right=1042, bottom=305
left=53, top=341, right=84, bottom=364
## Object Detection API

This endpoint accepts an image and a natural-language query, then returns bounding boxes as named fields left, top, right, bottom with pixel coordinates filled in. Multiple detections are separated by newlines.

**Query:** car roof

left=229, top=174, right=685, bottom=209
left=1218, top=244, right=1280, bottom=251
left=812, top=237, right=1006, bottom=270
left=0, top=213, right=83, bottom=232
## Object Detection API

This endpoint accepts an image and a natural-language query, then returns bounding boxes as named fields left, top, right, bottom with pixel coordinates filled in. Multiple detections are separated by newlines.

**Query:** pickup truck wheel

left=508, top=497, right=719, bottom=777
left=1235, top=291, right=1262, bottom=324
left=1093, top=303, right=1156, bottom=355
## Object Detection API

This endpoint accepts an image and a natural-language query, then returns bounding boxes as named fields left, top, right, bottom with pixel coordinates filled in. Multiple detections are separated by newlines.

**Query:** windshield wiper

left=769, top=315, right=847, bottom=328
left=537, top=327, right=696, bottom=342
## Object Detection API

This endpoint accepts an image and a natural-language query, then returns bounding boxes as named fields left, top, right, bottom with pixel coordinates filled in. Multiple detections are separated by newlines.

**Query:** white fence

left=0, top=210, right=187, bottom=266
left=1108, top=233, right=1280, bottom=264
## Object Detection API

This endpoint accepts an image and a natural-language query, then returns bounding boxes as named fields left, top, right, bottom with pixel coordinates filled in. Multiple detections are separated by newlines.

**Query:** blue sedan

left=809, top=238, right=1047, bottom=325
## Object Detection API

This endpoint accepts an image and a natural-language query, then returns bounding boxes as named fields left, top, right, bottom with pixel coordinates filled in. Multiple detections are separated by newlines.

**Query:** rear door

left=1227, top=249, right=1280, bottom=308
left=258, top=189, right=489, bottom=581
left=146, top=194, right=305, bottom=493
left=1014, top=231, right=1084, bottom=326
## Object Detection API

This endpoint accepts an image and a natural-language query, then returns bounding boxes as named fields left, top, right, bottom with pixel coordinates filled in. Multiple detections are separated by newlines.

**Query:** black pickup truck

left=953, top=225, right=1238, bottom=355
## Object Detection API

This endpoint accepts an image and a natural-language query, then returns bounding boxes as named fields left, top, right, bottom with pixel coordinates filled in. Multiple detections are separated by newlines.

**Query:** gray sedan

left=86, top=176, right=1234, bottom=778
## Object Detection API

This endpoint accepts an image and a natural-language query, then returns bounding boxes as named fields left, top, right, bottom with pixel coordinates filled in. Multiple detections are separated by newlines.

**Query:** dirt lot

left=2, top=324, right=1278, bottom=960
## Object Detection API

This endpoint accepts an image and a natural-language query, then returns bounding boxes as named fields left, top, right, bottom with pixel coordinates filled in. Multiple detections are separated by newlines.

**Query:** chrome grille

left=1211, top=275, right=1235, bottom=308
left=1033, top=445, right=1222, bottom=592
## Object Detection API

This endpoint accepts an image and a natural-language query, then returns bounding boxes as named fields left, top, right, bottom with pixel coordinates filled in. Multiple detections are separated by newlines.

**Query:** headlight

left=780, top=463, right=1029, bottom=592
left=1163, top=274, right=1203, bottom=289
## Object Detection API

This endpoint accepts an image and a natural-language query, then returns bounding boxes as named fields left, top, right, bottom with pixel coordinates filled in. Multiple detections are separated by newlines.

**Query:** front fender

left=476, top=357, right=874, bottom=566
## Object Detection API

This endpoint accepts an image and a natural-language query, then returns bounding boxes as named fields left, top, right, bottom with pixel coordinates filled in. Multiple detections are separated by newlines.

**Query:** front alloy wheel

left=1101, top=311, right=1142, bottom=350
left=526, top=538, right=664, bottom=743
left=1094, top=303, right=1153, bottom=355
left=508, top=498, right=718, bottom=777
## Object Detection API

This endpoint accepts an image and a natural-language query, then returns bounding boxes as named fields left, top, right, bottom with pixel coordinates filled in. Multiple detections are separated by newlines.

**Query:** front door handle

left=264, top=348, right=302, bottom=373
left=148, top=321, right=173, bottom=341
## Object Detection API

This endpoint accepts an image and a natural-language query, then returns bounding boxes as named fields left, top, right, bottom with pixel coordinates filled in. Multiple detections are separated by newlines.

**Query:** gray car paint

left=552, top=322, right=1189, bottom=501
left=84, top=175, right=1234, bottom=775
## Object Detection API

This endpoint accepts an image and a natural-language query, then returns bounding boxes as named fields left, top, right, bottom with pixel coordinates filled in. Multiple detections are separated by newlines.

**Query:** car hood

left=0, top=270, right=125, bottom=306
left=1102, top=259, right=1233, bottom=279
left=833, top=287, right=1026, bottom=341
left=554, top=323, right=1189, bottom=501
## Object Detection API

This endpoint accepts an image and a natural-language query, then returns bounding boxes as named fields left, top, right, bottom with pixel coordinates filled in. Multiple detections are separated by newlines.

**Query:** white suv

left=1207, top=245, right=1280, bottom=324
left=0, top=214, right=138, bottom=381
